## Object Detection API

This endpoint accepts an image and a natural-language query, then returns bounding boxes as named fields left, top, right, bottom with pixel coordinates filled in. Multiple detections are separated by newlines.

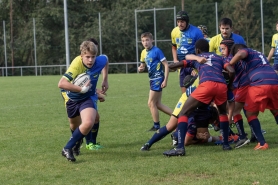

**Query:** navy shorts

left=66, top=98, right=96, bottom=118
left=150, top=77, right=164, bottom=92
left=179, top=68, right=193, bottom=87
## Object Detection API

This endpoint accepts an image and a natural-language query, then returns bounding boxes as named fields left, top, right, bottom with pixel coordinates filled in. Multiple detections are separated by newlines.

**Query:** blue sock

left=85, top=131, right=92, bottom=145
left=173, top=130, right=178, bottom=138
left=177, top=116, right=188, bottom=149
left=248, top=116, right=265, bottom=145
left=154, top=121, right=160, bottom=129
left=64, top=127, right=85, bottom=149
left=220, top=115, right=229, bottom=145
left=147, top=126, right=170, bottom=147
left=91, top=122, right=99, bottom=144
left=234, top=114, right=246, bottom=139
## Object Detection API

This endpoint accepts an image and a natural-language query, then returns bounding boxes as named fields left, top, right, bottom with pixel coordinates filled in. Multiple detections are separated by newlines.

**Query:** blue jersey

left=140, top=46, right=166, bottom=79
left=225, top=55, right=250, bottom=88
left=185, top=52, right=228, bottom=84
left=171, top=25, right=204, bottom=60
left=66, top=55, right=108, bottom=101
left=241, top=48, right=278, bottom=86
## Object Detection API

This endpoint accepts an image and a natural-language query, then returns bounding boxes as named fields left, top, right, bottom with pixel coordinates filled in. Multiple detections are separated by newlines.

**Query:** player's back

left=242, top=48, right=278, bottom=86
left=187, top=52, right=227, bottom=84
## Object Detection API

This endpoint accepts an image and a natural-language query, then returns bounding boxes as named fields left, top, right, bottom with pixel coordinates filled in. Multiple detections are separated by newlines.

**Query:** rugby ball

left=73, top=73, right=90, bottom=87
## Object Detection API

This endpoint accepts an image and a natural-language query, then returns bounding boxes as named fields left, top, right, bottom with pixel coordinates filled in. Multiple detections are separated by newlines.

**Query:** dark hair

left=176, top=11, right=189, bottom=24
left=195, top=38, right=209, bottom=52
left=230, top=44, right=247, bottom=56
left=87, top=38, right=99, bottom=46
left=220, top=18, right=232, bottom=27
left=220, top=38, right=235, bottom=54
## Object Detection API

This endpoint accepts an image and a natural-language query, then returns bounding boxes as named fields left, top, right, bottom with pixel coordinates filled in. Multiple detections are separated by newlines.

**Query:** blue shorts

left=66, top=98, right=96, bottom=118
left=273, top=64, right=278, bottom=71
left=179, top=68, right=193, bottom=87
left=150, top=77, right=164, bottom=92
left=227, top=89, right=235, bottom=102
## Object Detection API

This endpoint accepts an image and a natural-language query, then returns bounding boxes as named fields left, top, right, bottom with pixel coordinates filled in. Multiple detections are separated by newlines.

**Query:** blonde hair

left=80, top=41, right=98, bottom=55
left=141, top=32, right=153, bottom=40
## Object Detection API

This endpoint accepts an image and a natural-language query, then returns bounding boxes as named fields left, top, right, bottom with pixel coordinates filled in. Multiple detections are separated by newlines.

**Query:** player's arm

left=267, top=48, right=275, bottom=62
left=138, top=62, right=146, bottom=72
left=185, top=54, right=207, bottom=63
left=229, top=50, right=248, bottom=65
left=161, top=59, right=169, bottom=88
left=172, top=44, right=179, bottom=63
left=101, top=55, right=109, bottom=93
left=58, top=77, right=90, bottom=93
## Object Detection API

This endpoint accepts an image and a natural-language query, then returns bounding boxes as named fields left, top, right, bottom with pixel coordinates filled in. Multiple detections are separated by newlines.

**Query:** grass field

left=1, top=72, right=278, bottom=185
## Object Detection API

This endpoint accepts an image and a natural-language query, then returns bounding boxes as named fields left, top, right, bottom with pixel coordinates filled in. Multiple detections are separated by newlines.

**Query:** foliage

left=0, top=0, right=277, bottom=71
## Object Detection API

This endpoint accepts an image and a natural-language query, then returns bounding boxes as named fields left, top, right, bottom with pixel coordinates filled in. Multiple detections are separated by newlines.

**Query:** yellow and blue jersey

left=172, top=75, right=200, bottom=117
left=209, top=33, right=246, bottom=56
left=140, top=46, right=166, bottom=79
left=171, top=25, right=203, bottom=61
left=270, top=33, right=278, bottom=64
left=63, top=55, right=108, bottom=101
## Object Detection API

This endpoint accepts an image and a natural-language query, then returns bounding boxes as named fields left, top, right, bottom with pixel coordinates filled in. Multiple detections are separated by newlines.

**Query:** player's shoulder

left=97, top=54, right=108, bottom=62
left=231, top=33, right=245, bottom=44
left=171, top=26, right=180, bottom=35
left=210, top=34, right=221, bottom=41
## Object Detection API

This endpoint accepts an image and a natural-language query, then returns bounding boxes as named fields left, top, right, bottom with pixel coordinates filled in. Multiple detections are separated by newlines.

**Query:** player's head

left=198, top=25, right=208, bottom=36
left=195, top=38, right=209, bottom=54
left=219, top=18, right=233, bottom=39
left=87, top=38, right=99, bottom=46
left=176, top=11, right=189, bottom=31
left=230, top=44, right=247, bottom=56
left=80, top=41, right=98, bottom=68
left=220, top=38, right=235, bottom=56
left=141, top=32, right=153, bottom=50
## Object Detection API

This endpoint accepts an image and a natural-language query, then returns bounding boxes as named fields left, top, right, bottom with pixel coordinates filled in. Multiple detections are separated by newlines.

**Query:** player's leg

left=140, top=115, right=178, bottom=151
left=62, top=99, right=96, bottom=161
left=148, top=90, right=162, bottom=131
left=141, top=93, right=188, bottom=151
left=163, top=96, right=207, bottom=156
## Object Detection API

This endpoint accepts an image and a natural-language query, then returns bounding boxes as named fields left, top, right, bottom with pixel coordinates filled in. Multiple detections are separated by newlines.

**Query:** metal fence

left=0, top=62, right=145, bottom=76
left=0, top=0, right=274, bottom=77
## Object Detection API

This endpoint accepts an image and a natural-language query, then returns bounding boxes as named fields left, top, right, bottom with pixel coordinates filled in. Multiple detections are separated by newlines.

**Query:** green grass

left=1, top=73, right=278, bottom=185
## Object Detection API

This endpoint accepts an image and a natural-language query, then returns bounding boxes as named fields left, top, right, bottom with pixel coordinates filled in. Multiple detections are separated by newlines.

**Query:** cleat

left=235, top=138, right=250, bottom=149
left=261, top=129, right=266, bottom=134
left=222, top=144, right=232, bottom=150
left=214, top=135, right=234, bottom=145
left=140, top=143, right=150, bottom=151
left=62, top=148, right=76, bottom=162
left=94, top=143, right=104, bottom=149
left=254, top=143, right=269, bottom=150
left=163, top=147, right=185, bottom=157
left=170, top=133, right=178, bottom=147
left=72, top=139, right=83, bottom=156
left=148, top=126, right=159, bottom=131
left=213, top=124, right=220, bottom=131
left=86, top=143, right=99, bottom=150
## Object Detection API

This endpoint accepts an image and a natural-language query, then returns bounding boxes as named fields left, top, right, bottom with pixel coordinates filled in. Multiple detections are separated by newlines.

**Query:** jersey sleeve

left=63, top=56, right=83, bottom=82
left=140, top=49, right=146, bottom=63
